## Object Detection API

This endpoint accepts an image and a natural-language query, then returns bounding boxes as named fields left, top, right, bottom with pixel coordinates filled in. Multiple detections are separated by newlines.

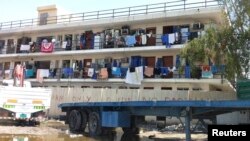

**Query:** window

left=144, top=87, right=154, bottom=89
left=119, top=86, right=127, bottom=89
left=130, top=87, right=139, bottom=89
left=161, top=87, right=172, bottom=90
left=7, top=39, right=15, bottom=54
left=177, top=87, right=189, bottom=91
left=192, top=88, right=202, bottom=91
left=81, top=86, right=90, bottom=88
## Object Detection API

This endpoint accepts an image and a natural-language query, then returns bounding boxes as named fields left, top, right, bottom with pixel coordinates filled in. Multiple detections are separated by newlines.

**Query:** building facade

left=0, top=1, right=241, bottom=121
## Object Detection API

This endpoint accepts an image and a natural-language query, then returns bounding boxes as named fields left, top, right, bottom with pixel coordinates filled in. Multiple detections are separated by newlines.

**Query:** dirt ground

left=0, top=120, right=207, bottom=140
left=0, top=120, right=66, bottom=135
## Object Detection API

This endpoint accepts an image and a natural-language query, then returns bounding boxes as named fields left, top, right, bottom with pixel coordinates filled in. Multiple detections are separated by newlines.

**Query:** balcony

left=0, top=31, right=202, bottom=57
left=0, top=0, right=222, bottom=32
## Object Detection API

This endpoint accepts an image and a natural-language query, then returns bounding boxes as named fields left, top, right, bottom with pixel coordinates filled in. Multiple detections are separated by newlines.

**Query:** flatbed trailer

left=59, top=100, right=250, bottom=141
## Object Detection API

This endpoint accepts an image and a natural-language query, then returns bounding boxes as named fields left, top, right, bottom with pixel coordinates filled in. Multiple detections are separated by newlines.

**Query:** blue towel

left=211, top=65, right=218, bottom=74
left=161, top=67, right=169, bottom=76
left=156, top=58, right=163, bottom=68
left=63, top=68, right=73, bottom=76
left=185, top=66, right=191, bottom=78
left=25, top=69, right=34, bottom=78
left=161, top=34, right=168, bottom=44
left=113, top=60, right=118, bottom=67
left=120, top=67, right=128, bottom=78
left=112, top=67, right=121, bottom=76
left=176, top=55, right=181, bottom=69
left=126, top=35, right=136, bottom=47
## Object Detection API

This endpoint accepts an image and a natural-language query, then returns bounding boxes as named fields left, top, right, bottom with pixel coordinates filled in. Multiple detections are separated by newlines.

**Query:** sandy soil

left=0, top=120, right=66, bottom=135
left=0, top=120, right=207, bottom=140
left=139, top=131, right=207, bottom=140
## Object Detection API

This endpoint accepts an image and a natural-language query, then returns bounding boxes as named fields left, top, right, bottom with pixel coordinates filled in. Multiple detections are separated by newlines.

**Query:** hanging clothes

left=130, top=56, right=142, bottom=68
left=161, top=34, right=168, bottom=45
left=125, top=66, right=143, bottom=85
left=211, top=65, right=218, bottom=74
left=20, top=45, right=30, bottom=51
left=185, top=66, right=191, bottom=78
left=156, top=58, right=163, bottom=68
left=99, top=68, right=108, bottom=79
left=120, top=67, right=128, bottom=78
left=94, top=35, right=101, bottom=49
left=25, top=69, right=34, bottom=78
left=36, top=69, right=43, bottom=83
left=144, top=67, right=154, bottom=77
left=141, top=34, right=147, bottom=45
left=168, top=33, right=175, bottom=44
left=14, top=64, right=24, bottom=86
left=125, top=35, right=136, bottom=47
left=176, top=55, right=181, bottom=69
left=80, top=34, right=86, bottom=49
left=202, top=65, right=213, bottom=78
left=161, top=67, right=169, bottom=78
left=62, top=41, right=67, bottom=48
left=36, top=69, right=49, bottom=83
left=112, top=67, right=121, bottom=77
left=88, top=68, right=94, bottom=77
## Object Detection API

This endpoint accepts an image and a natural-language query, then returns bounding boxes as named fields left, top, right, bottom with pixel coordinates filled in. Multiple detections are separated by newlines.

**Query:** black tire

left=122, top=127, right=140, bottom=134
left=88, top=112, right=102, bottom=136
left=80, top=111, right=88, bottom=132
left=69, top=110, right=82, bottom=132
left=122, top=116, right=140, bottom=134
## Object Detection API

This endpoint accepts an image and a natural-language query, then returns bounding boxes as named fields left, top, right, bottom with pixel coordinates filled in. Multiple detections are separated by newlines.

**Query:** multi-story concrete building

left=0, top=0, right=243, bottom=123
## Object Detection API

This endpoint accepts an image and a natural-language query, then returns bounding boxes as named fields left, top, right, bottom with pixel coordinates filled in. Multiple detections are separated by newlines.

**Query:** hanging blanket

left=41, top=43, right=53, bottom=53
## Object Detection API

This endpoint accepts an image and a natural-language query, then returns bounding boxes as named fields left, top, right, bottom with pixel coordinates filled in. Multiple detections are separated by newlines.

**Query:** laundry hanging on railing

left=25, top=69, right=34, bottom=78
left=112, top=67, right=121, bottom=77
left=125, top=66, right=143, bottom=85
left=41, top=42, right=54, bottom=53
left=144, top=67, right=154, bottom=77
left=20, top=44, right=30, bottom=51
left=36, top=69, right=49, bottom=83
left=125, top=35, right=136, bottom=47
left=202, top=65, right=213, bottom=78
left=62, top=41, right=67, bottom=48
left=185, top=66, right=191, bottom=78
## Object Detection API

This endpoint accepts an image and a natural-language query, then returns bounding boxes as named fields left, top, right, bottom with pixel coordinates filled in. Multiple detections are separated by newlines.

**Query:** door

left=83, top=59, right=92, bottom=78
left=144, top=57, right=155, bottom=78
left=146, top=27, right=156, bottom=46
left=145, top=57, right=155, bottom=67
left=163, top=56, right=173, bottom=78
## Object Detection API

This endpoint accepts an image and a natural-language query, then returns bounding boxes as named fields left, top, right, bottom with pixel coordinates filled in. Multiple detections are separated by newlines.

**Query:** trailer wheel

left=69, top=110, right=82, bottom=132
left=80, top=111, right=88, bottom=132
left=88, top=112, right=102, bottom=136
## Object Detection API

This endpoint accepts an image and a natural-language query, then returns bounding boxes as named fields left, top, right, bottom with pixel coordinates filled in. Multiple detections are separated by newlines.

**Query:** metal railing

left=0, top=32, right=203, bottom=55
left=0, top=65, right=225, bottom=81
left=0, top=0, right=221, bottom=30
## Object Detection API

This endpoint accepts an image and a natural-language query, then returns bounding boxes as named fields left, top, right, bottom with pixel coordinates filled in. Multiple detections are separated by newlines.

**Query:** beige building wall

left=37, top=5, right=57, bottom=25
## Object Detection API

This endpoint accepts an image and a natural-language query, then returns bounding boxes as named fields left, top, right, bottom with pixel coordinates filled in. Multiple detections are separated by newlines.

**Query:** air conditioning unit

left=193, top=23, right=204, bottom=30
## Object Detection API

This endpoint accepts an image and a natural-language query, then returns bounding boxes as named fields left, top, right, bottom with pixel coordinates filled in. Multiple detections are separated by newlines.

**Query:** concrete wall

left=48, top=87, right=236, bottom=117
left=217, top=111, right=250, bottom=124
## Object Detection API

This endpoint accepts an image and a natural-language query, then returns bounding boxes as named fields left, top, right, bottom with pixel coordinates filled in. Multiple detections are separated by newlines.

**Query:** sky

left=0, top=0, right=170, bottom=23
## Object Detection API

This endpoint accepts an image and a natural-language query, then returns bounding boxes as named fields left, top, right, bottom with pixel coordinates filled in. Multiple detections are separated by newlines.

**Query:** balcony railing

left=0, top=65, right=225, bottom=82
left=0, top=0, right=221, bottom=31
left=0, top=32, right=202, bottom=55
